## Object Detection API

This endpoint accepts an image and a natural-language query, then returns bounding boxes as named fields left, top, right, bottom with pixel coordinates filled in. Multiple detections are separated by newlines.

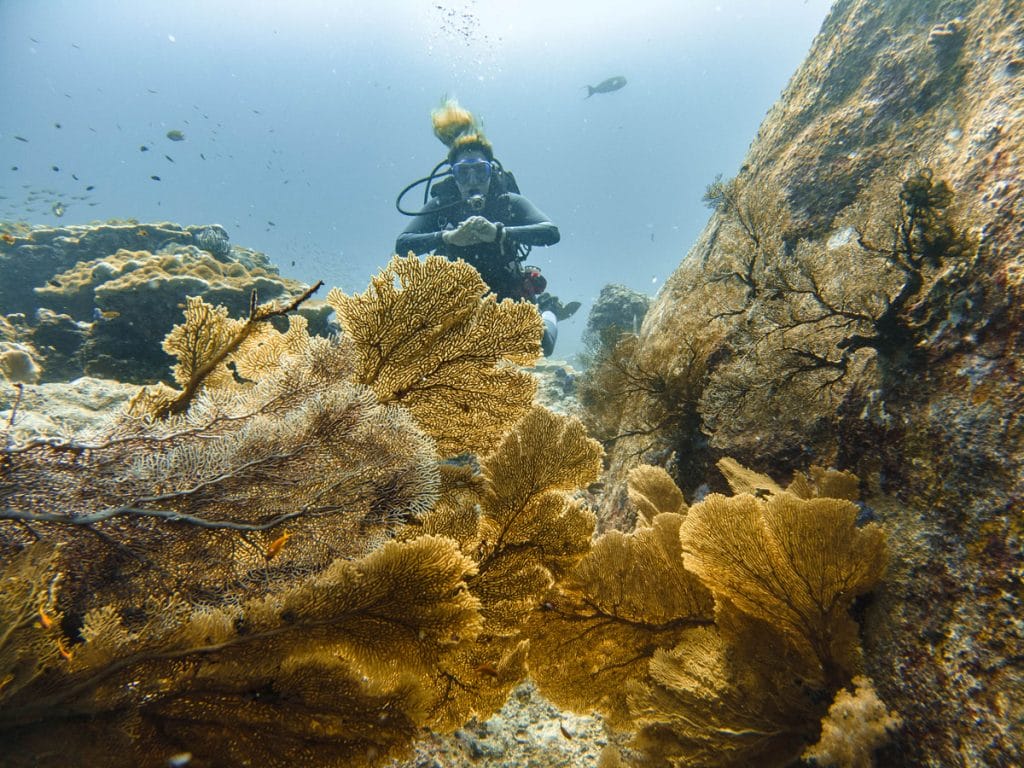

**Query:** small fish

left=140, top=145, right=149, bottom=152
left=264, top=531, right=292, bottom=560
left=51, top=202, right=65, bottom=217
left=1, top=234, right=16, bottom=244
left=13, top=136, right=28, bottom=142
left=57, top=638, right=73, bottom=661
left=93, top=308, right=120, bottom=320
left=164, top=154, right=175, bottom=163
left=72, top=173, right=79, bottom=180
left=167, top=754, right=192, bottom=768
left=199, top=152, right=206, bottom=160
left=86, top=185, right=95, bottom=191
left=11, top=166, right=18, bottom=171
left=150, top=175, right=161, bottom=181
left=584, top=75, right=627, bottom=98
left=166, top=129, right=185, bottom=141
left=54, top=122, right=62, bottom=129
left=38, top=607, right=54, bottom=629
left=267, top=220, right=275, bottom=226
left=51, top=165, right=60, bottom=172
left=137, top=229, right=149, bottom=237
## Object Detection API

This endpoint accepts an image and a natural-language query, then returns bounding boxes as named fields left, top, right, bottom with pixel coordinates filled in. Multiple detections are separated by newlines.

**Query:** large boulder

left=600, top=1, right=1023, bottom=764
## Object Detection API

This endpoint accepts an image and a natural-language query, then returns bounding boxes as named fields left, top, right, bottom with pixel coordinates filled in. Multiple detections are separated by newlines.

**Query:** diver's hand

left=441, top=216, right=497, bottom=246
left=465, top=216, right=498, bottom=243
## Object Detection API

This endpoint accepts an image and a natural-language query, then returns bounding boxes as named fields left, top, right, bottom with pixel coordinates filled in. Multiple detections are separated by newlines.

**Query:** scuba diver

left=395, top=99, right=579, bottom=357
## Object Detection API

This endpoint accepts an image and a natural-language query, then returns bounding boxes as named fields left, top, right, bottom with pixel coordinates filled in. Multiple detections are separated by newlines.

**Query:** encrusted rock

left=583, top=283, right=651, bottom=347
left=0, top=222, right=331, bottom=383
left=597, top=1, right=1024, bottom=764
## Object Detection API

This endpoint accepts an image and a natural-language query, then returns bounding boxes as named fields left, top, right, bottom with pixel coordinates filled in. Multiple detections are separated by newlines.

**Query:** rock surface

left=600, top=0, right=1023, bottom=764
left=390, top=681, right=615, bottom=768
left=583, top=283, right=651, bottom=347
left=0, top=377, right=138, bottom=443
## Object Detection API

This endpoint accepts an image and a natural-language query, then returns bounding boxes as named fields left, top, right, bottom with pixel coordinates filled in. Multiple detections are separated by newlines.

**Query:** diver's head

left=450, top=146, right=492, bottom=211
left=431, top=99, right=495, bottom=211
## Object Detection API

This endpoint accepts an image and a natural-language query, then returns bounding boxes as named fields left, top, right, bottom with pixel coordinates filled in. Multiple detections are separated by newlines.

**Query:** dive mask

left=452, top=159, right=492, bottom=186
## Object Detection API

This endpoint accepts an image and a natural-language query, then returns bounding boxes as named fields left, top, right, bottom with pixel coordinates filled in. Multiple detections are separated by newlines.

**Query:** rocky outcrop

left=583, top=284, right=651, bottom=347
left=599, top=0, right=1023, bottom=764
left=0, top=222, right=332, bottom=383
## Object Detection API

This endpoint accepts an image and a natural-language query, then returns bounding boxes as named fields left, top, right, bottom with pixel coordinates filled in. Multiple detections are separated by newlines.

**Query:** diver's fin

left=555, top=301, right=582, bottom=321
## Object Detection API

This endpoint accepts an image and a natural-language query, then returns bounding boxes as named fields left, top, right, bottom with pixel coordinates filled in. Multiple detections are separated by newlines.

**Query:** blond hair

left=431, top=98, right=494, bottom=162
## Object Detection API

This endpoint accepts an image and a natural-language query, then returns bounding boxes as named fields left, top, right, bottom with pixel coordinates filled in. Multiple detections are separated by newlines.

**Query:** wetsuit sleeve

left=502, top=194, right=560, bottom=247
left=395, top=204, right=446, bottom=255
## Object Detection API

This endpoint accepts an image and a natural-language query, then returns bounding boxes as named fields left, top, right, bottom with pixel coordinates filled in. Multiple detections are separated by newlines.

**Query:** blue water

left=0, top=0, right=831, bottom=359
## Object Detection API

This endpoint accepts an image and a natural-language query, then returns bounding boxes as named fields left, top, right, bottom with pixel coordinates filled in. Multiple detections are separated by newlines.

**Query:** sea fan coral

left=0, top=255, right=596, bottom=767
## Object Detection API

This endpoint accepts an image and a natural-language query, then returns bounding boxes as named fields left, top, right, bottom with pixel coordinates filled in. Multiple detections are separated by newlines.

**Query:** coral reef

left=0, top=222, right=331, bottom=383
left=0, top=377, right=138, bottom=443
left=526, top=461, right=891, bottom=767
left=0, top=254, right=603, bottom=767
left=596, top=0, right=1024, bottom=762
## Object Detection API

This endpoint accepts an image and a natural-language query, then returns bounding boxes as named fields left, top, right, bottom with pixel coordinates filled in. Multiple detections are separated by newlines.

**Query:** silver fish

left=585, top=75, right=627, bottom=98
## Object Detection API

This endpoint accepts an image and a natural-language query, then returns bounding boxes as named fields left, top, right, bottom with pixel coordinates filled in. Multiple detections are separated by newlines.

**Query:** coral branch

left=0, top=506, right=304, bottom=531
left=156, top=281, right=322, bottom=418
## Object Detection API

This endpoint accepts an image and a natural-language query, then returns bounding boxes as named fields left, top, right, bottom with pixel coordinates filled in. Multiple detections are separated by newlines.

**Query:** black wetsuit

left=396, top=191, right=559, bottom=301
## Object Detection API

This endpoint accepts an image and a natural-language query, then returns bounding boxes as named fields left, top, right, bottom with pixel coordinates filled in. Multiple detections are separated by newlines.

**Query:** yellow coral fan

left=163, top=296, right=249, bottom=391
left=4, top=536, right=480, bottom=767
left=718, top=457, right=860, bottom=503
left=679, top=491, right=887, bottom=684
left=472, top=406, right=602, bottom=632
left=627, top=465, right=688, bottom=524
left=0, top=545, right=63, bottom=707
left=329, top=255, right=542, bottom=457
left=0, top=255, right=608, bottom=766
left=130, top=280, right=323, bottom=419
left=431, top=98, right=493, bottom=160
left=528, top=460, right=891, bottom=768
left=787, top=464, right=862, bottom=501
left=526, top=513, right=714, bottom=726
left=404, top=407, right=601, bottom=728
left=628, top=604, right=828, bottom=767
left=715, top=456, right=785, bottom=497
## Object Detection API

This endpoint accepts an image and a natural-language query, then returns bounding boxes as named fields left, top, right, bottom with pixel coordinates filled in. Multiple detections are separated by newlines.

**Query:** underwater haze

left=0, top=0, right=832, bottom=359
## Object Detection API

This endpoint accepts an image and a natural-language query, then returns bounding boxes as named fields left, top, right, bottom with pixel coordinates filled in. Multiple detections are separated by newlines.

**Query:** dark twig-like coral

left=155, top=280, right=323, bottom=418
